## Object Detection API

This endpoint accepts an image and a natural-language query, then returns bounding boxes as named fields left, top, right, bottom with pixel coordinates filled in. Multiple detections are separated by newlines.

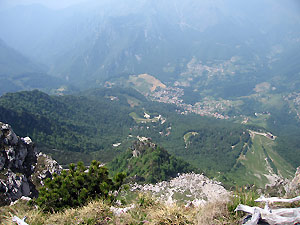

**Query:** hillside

left=0, top=39, right=42, bottom=75
left=0, top=89, right=136, bottom=164
left=0, top=91, right=238, bottom=166
left=223, top=132, right=295, bottom=187
left=116, top=72, right=300, bottom=178
left=0, top=89, right=296, bottom=187
left=109, top=140, right=195, bottom=183
left=127, top=74, right=167, bottom=94
left=0, top=39, right=66, bottom=95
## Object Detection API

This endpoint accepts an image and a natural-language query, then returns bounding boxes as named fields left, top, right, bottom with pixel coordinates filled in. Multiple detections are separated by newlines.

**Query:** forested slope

left=1, top=88, right=292, bottom=187
left=0, top=90, right=135, bottom=162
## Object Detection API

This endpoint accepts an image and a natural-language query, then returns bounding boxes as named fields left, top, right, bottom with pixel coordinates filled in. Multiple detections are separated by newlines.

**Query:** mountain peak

left=109, top=139, right=196, bottom=183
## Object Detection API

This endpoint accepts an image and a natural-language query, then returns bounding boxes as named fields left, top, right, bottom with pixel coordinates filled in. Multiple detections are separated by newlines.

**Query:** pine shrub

left=35, top=160, right=126, bottom=212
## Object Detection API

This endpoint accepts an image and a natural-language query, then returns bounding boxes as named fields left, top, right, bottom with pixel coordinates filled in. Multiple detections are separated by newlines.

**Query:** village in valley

left=149, top=85, right=234, bottom=120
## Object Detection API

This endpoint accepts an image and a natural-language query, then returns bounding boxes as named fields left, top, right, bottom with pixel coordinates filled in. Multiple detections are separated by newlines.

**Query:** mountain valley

left=0, top=1, right=300, bottom=221
left=1, top=1, right=300, bottom=224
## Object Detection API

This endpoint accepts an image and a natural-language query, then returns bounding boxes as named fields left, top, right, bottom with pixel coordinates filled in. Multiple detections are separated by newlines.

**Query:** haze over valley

left=1, top=1, right=300, bottom=223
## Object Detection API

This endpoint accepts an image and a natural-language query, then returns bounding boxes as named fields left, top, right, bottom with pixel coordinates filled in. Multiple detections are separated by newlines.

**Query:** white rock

left=22, top=137, right=32, bottom=145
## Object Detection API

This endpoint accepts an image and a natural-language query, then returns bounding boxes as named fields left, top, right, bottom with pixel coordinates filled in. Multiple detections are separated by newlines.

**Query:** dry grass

left=116, top=195, right=197, bottom=224
left=0, top=199, right=37, bottom=225
left=1, top=194, right=244, bottom=225
left=42, top=201, right=112, bottom=225
left=197, top=200, right=240, bottom=225
left=0, top=200, right=112, bottom=225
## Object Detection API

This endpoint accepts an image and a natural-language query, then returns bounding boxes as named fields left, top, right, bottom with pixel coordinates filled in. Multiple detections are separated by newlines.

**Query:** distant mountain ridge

left=0, top=38, right=66, bottom=95
left=0, top=0, right=299, bottom=90
left=0, top=38, right=43, bottom=75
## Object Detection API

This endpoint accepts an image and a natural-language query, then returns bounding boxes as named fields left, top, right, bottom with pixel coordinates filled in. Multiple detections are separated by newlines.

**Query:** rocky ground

left=131, top=172, right=229, bottom=207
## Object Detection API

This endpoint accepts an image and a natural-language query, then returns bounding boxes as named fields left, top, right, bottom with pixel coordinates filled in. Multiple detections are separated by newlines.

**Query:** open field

left=183, top=132, right=199, bottom=143
left=128, top=74, right=166, bottom=94
left=129, top=112, right=160, bottom=124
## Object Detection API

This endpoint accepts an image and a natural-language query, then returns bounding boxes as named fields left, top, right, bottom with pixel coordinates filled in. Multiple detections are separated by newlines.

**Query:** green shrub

left=35, top=160, right=126, bottom=212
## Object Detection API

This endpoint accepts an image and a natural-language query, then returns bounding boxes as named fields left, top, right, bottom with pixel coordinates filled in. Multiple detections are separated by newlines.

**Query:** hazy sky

left=2, top=0, right=300, bottom=11
left=0, top=0, right=88, bottom=9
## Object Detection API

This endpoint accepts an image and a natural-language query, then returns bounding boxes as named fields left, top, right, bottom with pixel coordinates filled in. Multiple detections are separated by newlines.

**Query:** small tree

left=36, top=160, right=126, bottom=212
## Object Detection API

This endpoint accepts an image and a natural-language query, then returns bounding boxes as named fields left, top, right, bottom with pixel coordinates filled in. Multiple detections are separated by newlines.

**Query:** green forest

left=0, top=88, right=299, bottom=182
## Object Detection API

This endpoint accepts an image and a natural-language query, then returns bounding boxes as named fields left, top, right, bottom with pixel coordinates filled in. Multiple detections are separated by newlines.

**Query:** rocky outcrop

left=130, top=139, right=156, bottom=157
left=286, top=167, right=300, bottom=196
left=0, top=122, right=62, bottom=205
left=263, top=166, right=300, bottom=197
left=31, top=153, right=62, bottom=187
left=0, top=123, right=36, bottom=174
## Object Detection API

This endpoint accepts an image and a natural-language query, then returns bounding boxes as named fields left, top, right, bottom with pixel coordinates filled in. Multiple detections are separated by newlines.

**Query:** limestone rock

left=0, top=122, right=62, bottom=205
left=0, top=123, right=36, bottom=174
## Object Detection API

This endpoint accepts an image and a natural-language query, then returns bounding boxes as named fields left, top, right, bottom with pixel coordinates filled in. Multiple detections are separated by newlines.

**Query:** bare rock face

left=0, top=122, right=62, bottom=205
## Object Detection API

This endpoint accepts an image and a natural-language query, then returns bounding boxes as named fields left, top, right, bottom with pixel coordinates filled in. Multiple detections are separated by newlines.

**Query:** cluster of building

left=149, top=87, right=231, bottom=120
left=150, top=87, right=184, bottom=105
left=174, top=57, right=239, bottom=87
left=178, top=104, right=230, bottom=119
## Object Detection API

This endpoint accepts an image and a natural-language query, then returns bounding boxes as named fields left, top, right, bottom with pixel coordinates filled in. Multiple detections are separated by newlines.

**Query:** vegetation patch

left=34, top=160, right=126, bottom=212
